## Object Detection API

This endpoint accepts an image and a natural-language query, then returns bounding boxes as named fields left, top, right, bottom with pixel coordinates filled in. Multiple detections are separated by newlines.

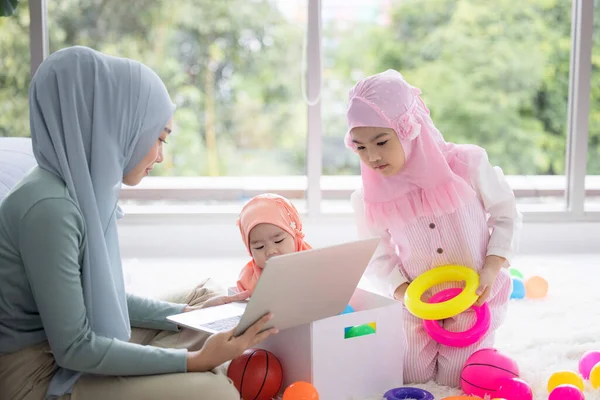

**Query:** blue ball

left=511, top=277, right=525, bottom=299
left=340, top=304, right=354, bottom=315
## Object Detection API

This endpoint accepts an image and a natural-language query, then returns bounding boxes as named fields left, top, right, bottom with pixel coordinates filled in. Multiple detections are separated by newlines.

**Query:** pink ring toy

left=423, top=288, right=491, bottom=347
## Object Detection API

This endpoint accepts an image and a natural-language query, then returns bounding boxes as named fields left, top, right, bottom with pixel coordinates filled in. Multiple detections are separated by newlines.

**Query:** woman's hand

left=186, top=313, right=278, bottom=372
left=474, top=255, right=506, bottom=306
left=183, top=290, right=250, bottom=313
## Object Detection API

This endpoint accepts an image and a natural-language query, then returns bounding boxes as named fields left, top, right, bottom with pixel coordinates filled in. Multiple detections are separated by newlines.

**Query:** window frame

left=28, top=0, right=598, bottom=222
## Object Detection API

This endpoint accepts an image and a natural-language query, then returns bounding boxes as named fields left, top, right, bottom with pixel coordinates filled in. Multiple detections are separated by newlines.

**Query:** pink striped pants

left=402, top=296, right=509, bottom=387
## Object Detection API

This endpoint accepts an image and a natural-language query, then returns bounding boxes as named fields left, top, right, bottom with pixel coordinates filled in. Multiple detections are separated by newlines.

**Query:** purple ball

left=549, top=384, right=584, bottom=400
left=495, top=377, right=532, bottom=400
left=579, top=350, right=600, bottom=379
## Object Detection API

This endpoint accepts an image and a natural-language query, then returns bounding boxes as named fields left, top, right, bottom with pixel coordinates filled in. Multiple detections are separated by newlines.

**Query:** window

left=322, top=0, right=572, bottom=212
left=47, top=0, right=308, bottom=212
left=0, top=0, right=30, bottom=139
left=3, top=0, right=598, bottom=220
left=586, top=0, right=600, bottom=212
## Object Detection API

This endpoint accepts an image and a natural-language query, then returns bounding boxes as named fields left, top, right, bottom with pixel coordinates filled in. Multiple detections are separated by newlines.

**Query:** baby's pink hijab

left=345, top=69, right=486, bottom=232
left=236, top=194, right=312, bottom=294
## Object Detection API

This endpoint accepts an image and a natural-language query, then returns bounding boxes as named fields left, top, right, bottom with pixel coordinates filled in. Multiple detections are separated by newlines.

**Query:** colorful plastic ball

left=591, top=363, right=600, bottom=389
left=548, top=384, right=584, bottom=400
left=460, top=348, right=520, bottom=398
left=578, top=350, right=600, bottom=379
left=509, top=268, right=524, bottom=279
left=525, top=276, right=548, bottom=299
left=282, top=381, right=319, bottom=400
left=510, top=278, right=525, bottom=299
left=495, top=377, right=532, bottom=400
left=340, top=304, right=354, bottom=314
left=547, top=370, right=584, bottom=392
left=227, top=349, right=283, bottom=400
left=344, top=324, right=375, bottom=339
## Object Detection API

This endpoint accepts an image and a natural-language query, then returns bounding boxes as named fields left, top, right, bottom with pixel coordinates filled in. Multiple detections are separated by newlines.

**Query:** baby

left=236, top=193, right=311, bottom=295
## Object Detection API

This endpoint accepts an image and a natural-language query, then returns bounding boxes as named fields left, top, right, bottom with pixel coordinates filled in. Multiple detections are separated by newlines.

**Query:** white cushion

left=0, top=137, right=37, bottom=201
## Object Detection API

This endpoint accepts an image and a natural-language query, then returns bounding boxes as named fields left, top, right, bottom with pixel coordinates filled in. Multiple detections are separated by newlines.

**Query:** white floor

left=124, top=254, right=600, bottom=400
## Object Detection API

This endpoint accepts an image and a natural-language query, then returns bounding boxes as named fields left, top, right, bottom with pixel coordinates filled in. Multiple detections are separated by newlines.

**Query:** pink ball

left=495, top=377, right=532, bottom=400
left=460, top=348, right=520, bottom=398
left=548, top=384, right=584, bottom=400
left=579, top=350, right=600, bottom=379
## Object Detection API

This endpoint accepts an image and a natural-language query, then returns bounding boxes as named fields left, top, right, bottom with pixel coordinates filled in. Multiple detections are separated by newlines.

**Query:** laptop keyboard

left=200, top=315, right=242, bottom=331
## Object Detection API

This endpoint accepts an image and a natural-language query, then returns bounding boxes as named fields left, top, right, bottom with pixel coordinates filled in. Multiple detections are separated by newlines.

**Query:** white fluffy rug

left=124, top=254, right=600, bottom=400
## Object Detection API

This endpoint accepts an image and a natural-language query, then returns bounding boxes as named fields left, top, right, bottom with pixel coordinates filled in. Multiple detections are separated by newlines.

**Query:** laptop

left=167, top=237, right=380, bottom=337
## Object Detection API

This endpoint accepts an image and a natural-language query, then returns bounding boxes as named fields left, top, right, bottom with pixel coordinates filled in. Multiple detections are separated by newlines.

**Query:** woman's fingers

left=238, top=313, right=274, bottom=343
left=225, top=291, right=251, bottom=303
left=251, top=328, right=279, bottom=346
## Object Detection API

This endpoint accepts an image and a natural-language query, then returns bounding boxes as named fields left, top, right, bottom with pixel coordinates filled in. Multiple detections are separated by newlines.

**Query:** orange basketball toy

left=227, top=348, right=283, bottom=400
left=525, top=276, right=548, bottom=299
left=283, top=381, right=319, bottom=399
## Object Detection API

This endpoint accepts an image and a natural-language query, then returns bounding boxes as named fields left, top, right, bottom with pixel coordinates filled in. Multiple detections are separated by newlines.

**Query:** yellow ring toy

left=404, top=265, right=479, bottom=320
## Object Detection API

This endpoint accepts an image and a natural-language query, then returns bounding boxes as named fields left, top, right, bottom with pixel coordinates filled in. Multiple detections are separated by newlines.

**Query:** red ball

left=549, top=384, right=585, bottom=400
left=495, top=377, right=533, bottom=400
left=227, top=348, right=283, bottom=400
left=579, top=350, right=600, bottom=379
left=460, top=348, right=520, bottom=398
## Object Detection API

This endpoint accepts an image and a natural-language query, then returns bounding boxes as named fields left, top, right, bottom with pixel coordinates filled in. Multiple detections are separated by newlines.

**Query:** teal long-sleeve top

left=0, top=167, right=188, bottom=376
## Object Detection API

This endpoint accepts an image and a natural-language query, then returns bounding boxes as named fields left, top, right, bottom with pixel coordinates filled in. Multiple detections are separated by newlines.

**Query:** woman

left=0, top=46, right=277, bottom=400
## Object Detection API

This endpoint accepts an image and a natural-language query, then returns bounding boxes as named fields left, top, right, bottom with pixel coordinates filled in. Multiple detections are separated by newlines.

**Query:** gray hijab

left=28, top=46, right=175, bottom=397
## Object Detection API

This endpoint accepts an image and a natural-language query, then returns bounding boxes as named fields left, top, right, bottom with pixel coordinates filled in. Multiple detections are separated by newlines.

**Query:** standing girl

left=345, top=69, right=521, bottom=386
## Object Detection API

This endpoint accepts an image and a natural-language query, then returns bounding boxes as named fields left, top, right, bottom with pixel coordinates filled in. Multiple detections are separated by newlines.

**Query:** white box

left=252, top=288, right=406, bottom=400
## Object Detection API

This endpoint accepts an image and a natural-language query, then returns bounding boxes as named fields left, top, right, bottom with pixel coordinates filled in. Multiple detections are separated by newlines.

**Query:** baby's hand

left=474, top=256, right=506, bottom=306
left=393, top=282, right=410, bottom=302
left=184, top=290, right=251, bottom=312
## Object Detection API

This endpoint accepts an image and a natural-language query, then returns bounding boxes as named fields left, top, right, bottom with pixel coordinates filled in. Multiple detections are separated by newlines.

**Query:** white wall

left=117, top=214, right=600, bottom=259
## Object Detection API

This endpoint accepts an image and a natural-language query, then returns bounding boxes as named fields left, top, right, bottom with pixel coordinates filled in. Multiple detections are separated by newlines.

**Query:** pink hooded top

left=344, top=69, right=487, bottom=231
